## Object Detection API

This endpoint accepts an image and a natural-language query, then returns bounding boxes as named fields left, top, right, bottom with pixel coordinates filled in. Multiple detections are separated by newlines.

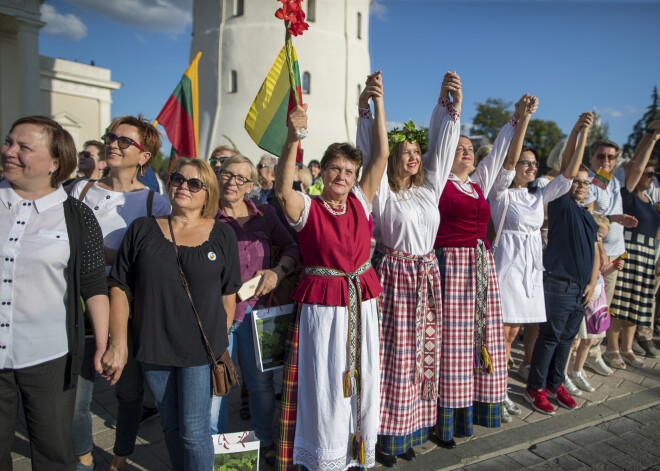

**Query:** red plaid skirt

left=437, top=247, right=507, bottom=408
left=378, top=249, right=442, bottom=436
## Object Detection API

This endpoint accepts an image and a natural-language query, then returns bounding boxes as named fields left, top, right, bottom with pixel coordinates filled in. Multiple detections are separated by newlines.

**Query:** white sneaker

left=563, top=377, right=582, bottom=397
left=585, top=355, right=614, bottom=376
left=571, top=371, right=595, bottom=393
left=501, top=406, right=512, bottom=423
left=504, top=393, right=521, bottom=415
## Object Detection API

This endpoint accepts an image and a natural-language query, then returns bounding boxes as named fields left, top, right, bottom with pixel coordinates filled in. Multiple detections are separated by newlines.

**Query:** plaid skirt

left=610, top=232, right=656, bottom=326
left=436, top=246, right=507, bottom=408
left=436, top=403, right=501, bottom=440
left=377, top=249, right=442, bottom=440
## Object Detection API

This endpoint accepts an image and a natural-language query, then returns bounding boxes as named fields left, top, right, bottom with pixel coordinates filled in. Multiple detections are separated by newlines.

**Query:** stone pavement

left=11, top=338, right=660, bottom=470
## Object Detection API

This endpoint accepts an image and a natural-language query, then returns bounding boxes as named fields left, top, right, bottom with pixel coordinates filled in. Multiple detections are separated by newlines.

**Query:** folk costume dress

left=433, top=117, right=517, bottom=440
left=278, top=185, right=383, bottom=471
left=489, top=171, right=572, bottom=324
left=610, top=187, right=660, bottom=327
left=356, top=97, right=460, bottom=455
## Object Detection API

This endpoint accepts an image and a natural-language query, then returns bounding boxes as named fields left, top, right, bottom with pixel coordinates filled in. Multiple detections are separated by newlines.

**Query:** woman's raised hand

left=287, top=104, right=309, bottom=142
left=440, top=71, right=462, bottom=109
left=513, top=93, right=539, bottom=121
left=359, top=70, right=383, bottom=108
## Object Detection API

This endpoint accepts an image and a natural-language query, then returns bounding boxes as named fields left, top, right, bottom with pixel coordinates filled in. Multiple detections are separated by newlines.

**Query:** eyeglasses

left=595, top=153, right=616, bottom=161
left=78, top=151, right=91, bottom=159
left=518, top=160, right=539, bottom=168
left=102, top=132, right=144, bottom=151
left=169, top=172, right=206, bottom=193
left=643, top=171, right=656, bottom=178
left=209, top=156, right=228, bottom=166
left=573, top=179, right=590, bottom=188
left=256, top=163, right=271, bottom=170
left=220, top=170, right=251, bottom=186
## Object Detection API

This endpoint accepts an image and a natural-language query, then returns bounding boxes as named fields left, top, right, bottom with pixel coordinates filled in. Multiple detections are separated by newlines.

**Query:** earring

left=48, top=170, right=53, bottom=175
left=139, top=165, right=145, bottom=178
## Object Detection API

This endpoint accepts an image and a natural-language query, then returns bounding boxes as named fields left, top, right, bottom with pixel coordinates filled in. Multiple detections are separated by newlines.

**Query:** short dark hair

left=319, top=143, right=363, bottom=177
left=10, top=116, right=77, bottom=188
left=308, top=159, right=321, bottom=168
left=590, top=139, right=620, bottom=158
left=83, top=140, right=105, bottom=160
left=107, top=114, right=161, bottom=166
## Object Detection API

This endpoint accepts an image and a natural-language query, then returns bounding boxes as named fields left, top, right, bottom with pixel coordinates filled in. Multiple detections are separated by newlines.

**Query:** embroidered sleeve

left=509, top=115, right=519, bottom=127
left=358, top=107, right=372, bottom=120
left=438, top=96, right=460, bottom=121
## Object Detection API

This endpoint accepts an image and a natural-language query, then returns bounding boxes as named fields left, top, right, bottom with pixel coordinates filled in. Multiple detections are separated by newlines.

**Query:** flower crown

left=388, top=120, right=428, bottom=155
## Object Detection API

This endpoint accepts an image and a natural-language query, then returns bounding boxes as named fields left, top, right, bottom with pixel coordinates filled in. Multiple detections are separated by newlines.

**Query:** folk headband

left=388, top=120, right=428, bottom=155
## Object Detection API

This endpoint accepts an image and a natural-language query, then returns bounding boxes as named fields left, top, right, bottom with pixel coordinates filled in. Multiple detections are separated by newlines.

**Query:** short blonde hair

left=168, top=158, right=219, bottom=219
left=299, top=164, right=312, bottom=190
left=547, top=141, right=567, bottom=172
left=219, top=154, right=258, bottom=184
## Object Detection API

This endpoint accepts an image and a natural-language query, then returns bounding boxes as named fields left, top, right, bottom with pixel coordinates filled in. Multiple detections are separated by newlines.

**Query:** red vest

left=435, top=180, right=492, bottom=249
left=292, top=192, right=382, bottom=306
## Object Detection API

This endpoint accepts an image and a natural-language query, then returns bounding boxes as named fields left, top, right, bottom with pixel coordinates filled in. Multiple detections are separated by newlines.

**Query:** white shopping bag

left=251, top=303, right=295, bottom=372
left=213, top=431, right=260, bottom=471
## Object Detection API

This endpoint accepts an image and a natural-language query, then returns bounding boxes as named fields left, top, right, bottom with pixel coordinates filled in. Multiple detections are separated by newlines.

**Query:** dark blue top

left=620, top=188, right=660, bottom=239
left=544, top=193, right=598, bottom=287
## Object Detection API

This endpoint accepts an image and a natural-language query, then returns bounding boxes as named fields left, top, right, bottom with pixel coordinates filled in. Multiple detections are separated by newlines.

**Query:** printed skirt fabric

left=377, top=249, right=442, bottom=451
left=436, top=246, right=507, bottom=409
left=610, top=232, right=656, bottom=326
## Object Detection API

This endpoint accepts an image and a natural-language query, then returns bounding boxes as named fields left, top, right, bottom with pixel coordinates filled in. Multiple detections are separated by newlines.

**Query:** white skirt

left=293, top=299, right=381, bottom=471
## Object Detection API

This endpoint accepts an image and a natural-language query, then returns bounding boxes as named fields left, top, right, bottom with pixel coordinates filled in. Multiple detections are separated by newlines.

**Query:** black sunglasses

left=209, top=156, right=228, bottom=166
left=169, top=172, right=206, bottom=193
left=102, top=132, right=144, bottom=151
left=644, top=171, right=656, bottom=178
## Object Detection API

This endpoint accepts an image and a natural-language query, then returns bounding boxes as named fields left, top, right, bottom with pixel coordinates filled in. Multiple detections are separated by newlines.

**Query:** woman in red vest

left=274, top=73, right=388, bottom=471
left=432, top=94, right=537, bottom=447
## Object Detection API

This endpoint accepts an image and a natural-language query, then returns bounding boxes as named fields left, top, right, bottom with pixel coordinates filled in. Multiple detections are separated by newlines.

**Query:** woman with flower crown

left=356, top=72, right=462, bottom=467
left=275, top=72, right=388, bottom=471
left=431, top=93, right=537, bottom=447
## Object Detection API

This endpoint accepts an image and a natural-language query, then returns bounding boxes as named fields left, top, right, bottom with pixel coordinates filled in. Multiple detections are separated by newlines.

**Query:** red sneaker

left=547, top=384, right=578, bottom=410
left=524, top=388, right=556, bottom=415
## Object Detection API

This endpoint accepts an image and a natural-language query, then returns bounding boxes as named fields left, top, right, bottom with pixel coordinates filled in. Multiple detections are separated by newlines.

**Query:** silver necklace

left=319, top=195, right=347, bottom=216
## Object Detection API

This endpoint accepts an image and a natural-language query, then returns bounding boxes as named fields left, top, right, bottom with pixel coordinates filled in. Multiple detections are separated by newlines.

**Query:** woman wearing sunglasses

left=489, top=111, right=594, bottom=419
left=210, top=154, right=299, bottom=465
left=108, top=158, right=242, bottom=470
left=70, top=115, right=171, bottom=471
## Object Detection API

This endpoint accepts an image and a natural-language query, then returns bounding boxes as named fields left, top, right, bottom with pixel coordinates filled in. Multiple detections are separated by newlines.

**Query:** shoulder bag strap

left=77, top=179, right=96, bottom=201
left=492, top=191, right=510, bottom=251
left=146, top=190, right=155, bottom=217
left=167, top=216, right=218, bottom=364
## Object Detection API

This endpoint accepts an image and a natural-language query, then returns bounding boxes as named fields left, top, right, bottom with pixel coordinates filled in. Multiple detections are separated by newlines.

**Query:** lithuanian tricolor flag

left=155, top=51, right=202, bottom=158
left=592, top=167, right=613, bottom=190
left=245, top=46, right=303, bottom=161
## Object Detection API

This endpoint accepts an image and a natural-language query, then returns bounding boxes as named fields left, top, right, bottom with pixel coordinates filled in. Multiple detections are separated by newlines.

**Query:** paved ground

left=11, top=336, right=660, bottom=470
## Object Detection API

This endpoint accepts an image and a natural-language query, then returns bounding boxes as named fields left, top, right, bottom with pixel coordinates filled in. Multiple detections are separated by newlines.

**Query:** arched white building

left=191, top=0, right=372, bottom=163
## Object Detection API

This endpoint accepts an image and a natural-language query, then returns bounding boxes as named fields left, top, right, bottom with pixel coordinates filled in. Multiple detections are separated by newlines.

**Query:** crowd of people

left=0, top=68, right=659, bottom=471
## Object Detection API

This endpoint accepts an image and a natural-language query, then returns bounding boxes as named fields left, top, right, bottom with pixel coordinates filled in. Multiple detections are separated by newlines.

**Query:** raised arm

left=501, top=94, right=538, bottom=171
left=563, top=113, right=593, bottom=180
left=355, top=71, right=384, bottom=166
left=624, top=120, right=660, bottom=191
left=359, top=73, right=388, bottom=203
left=274, top=105, right=309, bottom=223
left=425, top=71, right=462, bottom=197
left=559, top=112, right=590, bottom=174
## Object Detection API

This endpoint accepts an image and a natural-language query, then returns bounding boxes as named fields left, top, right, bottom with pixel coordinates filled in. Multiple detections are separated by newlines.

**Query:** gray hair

left=259, top=155, right=278, bottom=169
left=219, top=154, right=258, bottom=184
left=546, top=141, right=567, bottom=172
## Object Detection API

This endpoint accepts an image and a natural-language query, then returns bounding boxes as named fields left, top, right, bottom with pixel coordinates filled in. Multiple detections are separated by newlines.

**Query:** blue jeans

left=528, top=275, right=586, bottom=391
left=113, top=328, right=144, bottom=456
left=210, top=307, right=276, bottom=445
left=72, top=338, right=97, bottom=456
left=142, top=362, right=214, bottom=471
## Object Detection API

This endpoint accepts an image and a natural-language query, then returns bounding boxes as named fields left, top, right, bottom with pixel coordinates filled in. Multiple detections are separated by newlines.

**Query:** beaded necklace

left=319, top=195, right=347, bottom=216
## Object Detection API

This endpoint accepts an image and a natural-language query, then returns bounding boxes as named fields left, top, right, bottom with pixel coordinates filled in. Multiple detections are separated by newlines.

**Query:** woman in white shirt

left=356, top=72, right=461, bottom=466
left=70, top=115, right=170, bottom=471
left=0, top=116, right=109, bottom=470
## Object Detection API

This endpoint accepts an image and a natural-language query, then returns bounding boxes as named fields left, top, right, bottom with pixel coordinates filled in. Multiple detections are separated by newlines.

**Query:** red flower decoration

left=275, top=0, right=309, bottom=36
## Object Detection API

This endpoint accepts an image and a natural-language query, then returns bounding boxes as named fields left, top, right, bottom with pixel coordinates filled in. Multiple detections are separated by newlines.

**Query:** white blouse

left=71, top=180, right=171, bottom=274
left=0, top=181, right=69, bottom=369
left=356, top=99, right=460, bottom=255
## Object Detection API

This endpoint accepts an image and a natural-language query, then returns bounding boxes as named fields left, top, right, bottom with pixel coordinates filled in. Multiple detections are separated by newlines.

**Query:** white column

left=16, top=19, right=42, bottom=116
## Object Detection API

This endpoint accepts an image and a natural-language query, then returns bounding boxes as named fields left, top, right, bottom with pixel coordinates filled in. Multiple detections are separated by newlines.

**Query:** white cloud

left=601, top=107, right=624, bottom=118
left=64, top=0, right=192, bottom=34
left=387, top=121, right=404, bottom=131
left=40, top=4, right=87, bottom=40
left=370, top=0, right=388, bottom=21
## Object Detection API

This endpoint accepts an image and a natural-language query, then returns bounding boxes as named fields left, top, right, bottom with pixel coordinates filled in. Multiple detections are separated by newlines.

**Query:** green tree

left=623, top=86, right=659, bottom=161
left=472, top=98, right=512, bottom=142
left=524, top=119, right=566, bottom=167
left=150, top=151, right=167, bottom=174
left=586, top=109, right=610, bottom=151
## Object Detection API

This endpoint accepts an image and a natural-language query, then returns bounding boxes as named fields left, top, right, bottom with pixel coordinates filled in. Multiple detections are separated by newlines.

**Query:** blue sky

left=39, top=0, right=660, bottom=154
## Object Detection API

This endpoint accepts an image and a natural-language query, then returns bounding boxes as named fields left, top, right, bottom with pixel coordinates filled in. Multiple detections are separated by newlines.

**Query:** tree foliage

left=623, top=86, right=659, bottom=161
left=214, top=449, right=258, bottom=471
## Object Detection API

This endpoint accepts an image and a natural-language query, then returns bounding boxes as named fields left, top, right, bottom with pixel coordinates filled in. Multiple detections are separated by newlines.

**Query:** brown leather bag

left=168, top=217, right=238, bottom=396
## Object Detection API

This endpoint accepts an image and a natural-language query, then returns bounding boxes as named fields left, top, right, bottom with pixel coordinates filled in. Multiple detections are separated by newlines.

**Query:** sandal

left=622, top=350, right=645, bottom=368
left=603, top=350, right=626, bottom=370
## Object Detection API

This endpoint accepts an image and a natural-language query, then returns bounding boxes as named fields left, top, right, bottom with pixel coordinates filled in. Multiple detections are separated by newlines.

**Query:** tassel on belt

left=381, top=247, right=439, bottom=400
left=304, top=260, right=372, bottom=464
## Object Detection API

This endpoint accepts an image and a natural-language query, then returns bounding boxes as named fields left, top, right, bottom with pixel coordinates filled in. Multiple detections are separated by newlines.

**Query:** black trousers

left=0, top=355, right=77, bottom=471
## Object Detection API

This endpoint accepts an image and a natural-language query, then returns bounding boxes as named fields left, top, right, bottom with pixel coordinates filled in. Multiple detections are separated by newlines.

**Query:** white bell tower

left=191, top=0, right=372, bottom=163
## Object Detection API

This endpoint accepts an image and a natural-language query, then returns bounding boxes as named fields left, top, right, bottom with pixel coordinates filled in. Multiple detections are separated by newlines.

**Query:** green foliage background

left=256, top=313, right=291, bottom=370
left=214, top=449, right=258, bottom=471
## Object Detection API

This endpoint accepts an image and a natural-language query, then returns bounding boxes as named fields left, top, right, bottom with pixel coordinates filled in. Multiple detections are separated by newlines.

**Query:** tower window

left=357, top=12, right=362, bottom=39
left=230, top=70, right=238, bottom=93
left=307, top=0, right=316, bottom=22
left=302, top=72, right=311, bottom=94
left=234, top=0, right=244, bottom=17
